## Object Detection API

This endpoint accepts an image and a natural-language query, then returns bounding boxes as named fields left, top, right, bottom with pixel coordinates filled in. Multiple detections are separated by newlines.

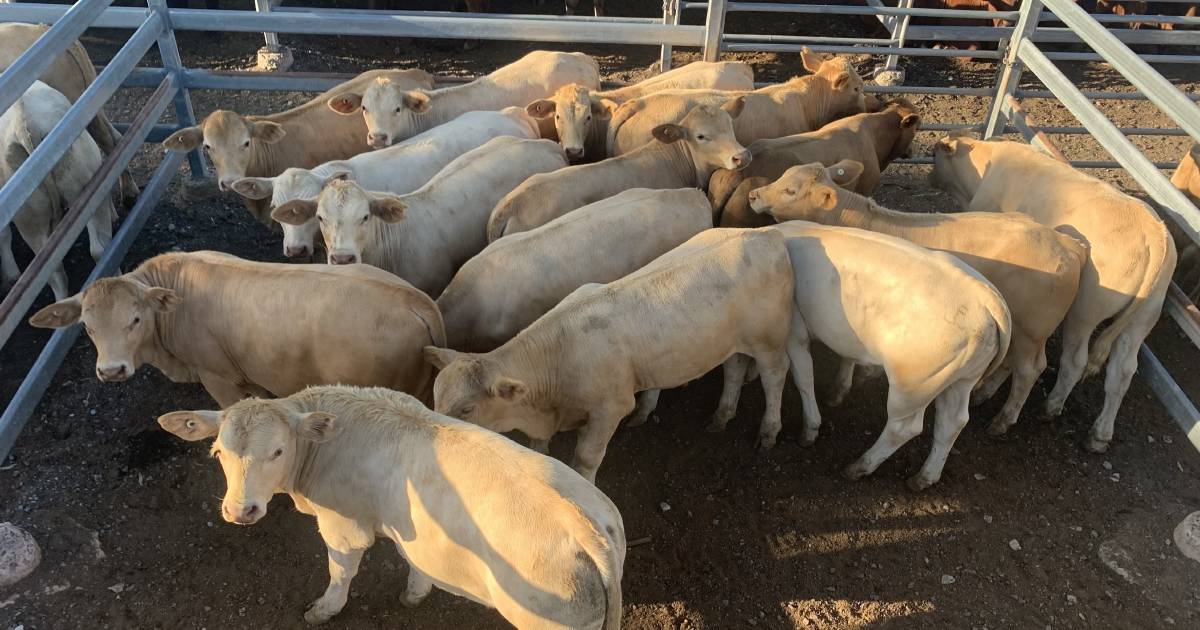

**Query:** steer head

left=929, top=131, right=986, bottom=207
left=747, top=160, right=864, bottom=221
left=162, top=110, right=285, bottom=193
left=882, top=98, right=922, bottom=164
left=652, top=98, right=752, bottom=183
left=159, top=398, right=339, bottom=525
left=234, top=167, right=332, bottom=259
left=424, top=346, right=556, bottom=441
left=526, top=84, right=617, bottom=162
left=799, top=47, right=868, bottom=121
left=29, top=277, right=182, bottom=383
left=272, top=176, right=406, bottom=266
left=329, top=76, right=433, bottom=149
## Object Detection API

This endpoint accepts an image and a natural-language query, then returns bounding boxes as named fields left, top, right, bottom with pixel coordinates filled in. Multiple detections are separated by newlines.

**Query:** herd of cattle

left=0, top=20, right=1187, bottom=628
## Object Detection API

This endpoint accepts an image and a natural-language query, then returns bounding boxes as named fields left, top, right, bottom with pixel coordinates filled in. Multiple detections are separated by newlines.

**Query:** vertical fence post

left=702, top=0, right=726, bottom=63
left=146, top=0, right=205, bottom=181
left=659, top=0, right=681, bottom=73
left=984, top=0, right=1044, bottom=137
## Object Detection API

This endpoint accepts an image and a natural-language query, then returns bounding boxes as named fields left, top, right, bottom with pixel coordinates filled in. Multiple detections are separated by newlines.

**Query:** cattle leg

left=970, top=363, right=1011, bottom=406
left=0, top=226, right=19, bottom=290
left=706, top=354, right=750, bottom=433
left=1043, top=312, right=1093, bottom=417
left=826, top=359, right=855, bottom=407
left=1086, top=297, right=1163, bottom=452
left=753, top=349, right=790, bottom=450
left=305, top=545, right=366, bottom=624
left=987, top=336, right=1047, bottom=435
left=624, top=389, right=661, bottom=427
left=908, top=379, right=972, bottom=491
left=399, top=561, right=434, bottom=608
left=573, top=397, right=635, bottom=484
left=198, top=372, right=248, bottom=408
left=20, top=226, right=68, bottom=301
left=86, top=198, right=115, bottom=261
left=785, top=311, right=822, bottom=445
left=844, top=389, right=929, bottom=481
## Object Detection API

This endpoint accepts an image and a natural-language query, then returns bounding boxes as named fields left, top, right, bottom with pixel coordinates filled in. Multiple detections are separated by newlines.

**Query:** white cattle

left=750, top=220, right=1011, bottom=491
left=526, top=61, right=755, bottom=161
left=275, top=137, right=567, bottom=297
left=426, top=228, right=795, bottom=483
left=931, top=135, right=1177, bottom=453
left=233, top=108, right=540, bottom=259
left=329, top=50, right=599, bottom=148
left=159, top=386, right=625, bottom=629
left=439, top=187, right=712, bottom=352
left=0, top=81, right=114, bottom=300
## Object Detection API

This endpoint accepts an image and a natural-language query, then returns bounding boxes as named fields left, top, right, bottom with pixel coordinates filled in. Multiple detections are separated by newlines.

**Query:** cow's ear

left=833, top=71, right=852, bottom=91
left=526, top=99, right=556, bottom=119
left=145, top=287, right=182, bottom=313
left=403, top=91, right=432, bottom=114
left=272, top=199, right=318, bottom=225
left=163, top=126, right=203, bottom=152
left=489, top=376, right=528, bottom=402
left=591, top=98, right=617, bottom=120
left=297, top=412, right=339, bottom=443
left=29, top=294, right=83, bottom=328
left=901, top=113, right=920, bottom=128
left=800, top=47, right=824, bottom=73
left=251, top=121, right=286, bottom=144
left=938, top=136, right=962, bottom=156
left=651, top=123, right=686, bottom=144
left=721, top=96, right=747, bottom=120
left=1189, top=142, right=1200, bottom=163
left=423, top=346, right=463, bottom=370
left=324, top=170, right=353, bottom=186
left=159, top=410, right=221, bottom=441
left=231, top=177, right=273, bottom=200
left=328, top=92, right=363, bottom=115
left=826, top=159, right=864, bottom=187
left=813, top=183, right=839, bottom=211
left=369, top=194, right=407, bottom=223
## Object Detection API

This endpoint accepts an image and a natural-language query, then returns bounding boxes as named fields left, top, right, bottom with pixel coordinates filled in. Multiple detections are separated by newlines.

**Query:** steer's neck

left=640, top=141, right=702, bottom=187
left=832, top=191, right=929, bottom=241
left=862, top=112, right=901, bottom=168
left=125, top=257, right=195, bottom=381
left=494, top=327, right=565, bottom=420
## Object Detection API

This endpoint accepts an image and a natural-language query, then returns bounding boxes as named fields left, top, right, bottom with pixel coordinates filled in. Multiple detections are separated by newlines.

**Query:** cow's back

left=0, top=24, right=93, bottom=102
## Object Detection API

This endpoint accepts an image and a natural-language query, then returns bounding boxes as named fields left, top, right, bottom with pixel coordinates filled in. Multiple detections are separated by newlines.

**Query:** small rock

left=659, top=502, right=671, bottom=512
left=0, top=523, right=41, bottom=588
left=973, top=473, right=986, bottom=481
left=1009, top=539, right=1022, bottom=551
left=1066, top=594, right=1078, bottom=605
left=941, top=574, right=956, bottom=585
left=1147, top=435, right=1156, bottom=443
left=1173, top=511, right=1200, bottom=563
left=1110, top=473, right=1120, bottom=482
left=1070, top=526, right=1083, bottom=532
left=1102, top=461, right=1112, bottom=470
left=983, top=515, right=994, bottom=524
left=1163, top=435, right=1174, bottom=444
left=108, top=583, right=125, bottom=594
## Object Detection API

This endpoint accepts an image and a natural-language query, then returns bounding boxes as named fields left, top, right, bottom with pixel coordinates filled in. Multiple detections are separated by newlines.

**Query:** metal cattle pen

left=0, top=0, right=1198, bottom=461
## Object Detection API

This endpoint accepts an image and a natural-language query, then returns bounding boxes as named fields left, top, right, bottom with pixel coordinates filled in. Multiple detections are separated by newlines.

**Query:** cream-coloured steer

left=159, top=386, right=625, bottom=629
left=277, top=137, right=567, bottom=297
left=0, top=23, right=136, bottom=204
left=426, top=228, right=795, bottom=483
left=710, top=98, right=920, bottom=228
left=757, top=221, right=1010, bottom=490
left=606, top=49, right=867, bottom=157
left=29, top=251, right=444, bottom=406
left=931, top=136, right=1177, bottom=453
left=526, top=61, right=754, bottom=161
left=440, top=187, right=712, bottom=352
left=163, top=69, right=435, bottom=224
left=329, top=50, right=599, bottom=148
left=753, top=162, right=1084, bottom=434
left=0, top=81, right=115, bottom=300
left=233, top=108, right=540, bottom=259
left=487, top=99, right=750, bottom=241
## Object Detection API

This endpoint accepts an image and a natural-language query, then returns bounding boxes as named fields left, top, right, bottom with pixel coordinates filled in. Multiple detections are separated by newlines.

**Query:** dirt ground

left=1, top=2, right=1199, bottom=629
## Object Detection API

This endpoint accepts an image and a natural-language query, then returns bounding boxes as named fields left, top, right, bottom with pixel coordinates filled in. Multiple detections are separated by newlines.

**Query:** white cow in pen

left=160, top=385, right=625, bottom=629
left=0, top=80, right=114, bottom=300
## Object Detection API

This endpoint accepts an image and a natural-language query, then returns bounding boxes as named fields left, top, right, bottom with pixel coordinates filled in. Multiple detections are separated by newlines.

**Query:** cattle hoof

left=986, top=417, right=1013, bottom=437
left=1042, top=400, right=1065, bottom=419
left=842, top=462, right=870, bottom=481
left=624, top=413, right=651, bottom=428
left=756, top=434, right=777, bottom=451
left=303, top=600, right=337, bottom=625
left=800, top=428, right=819, bottom=447
left=905, top=474, right=936, bottom=492
left=1084, top=435, right=1110, bottom=454
left=704, top=419, right=727, bottom=433
left=400, top=591, right=427, bottom=608
left=824, top=392, right=846, bottom=408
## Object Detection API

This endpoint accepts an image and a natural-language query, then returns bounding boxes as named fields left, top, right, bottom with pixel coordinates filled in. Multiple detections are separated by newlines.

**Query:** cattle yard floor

left=2, top=3, right=1200, bottom=629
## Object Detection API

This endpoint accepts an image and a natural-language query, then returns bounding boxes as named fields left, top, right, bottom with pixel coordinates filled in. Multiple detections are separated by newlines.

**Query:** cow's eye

left=460, top=405, right=474, bottom=416
left=696, top=134, right=707, bottom=141
left=202, top=144, right=210, bottom=151
left=242, top=140, right=250, bottom=148
left=586, top=115, right=592, bottom=122
left=317, top=215, right=325, bottom=223
left=362, top=107, right=369, bottom=114
left=131, top=316, right=140, bottom=326
left=271, top=448, right=283, bottom=459
left=394, top=107, right=401, bottom=113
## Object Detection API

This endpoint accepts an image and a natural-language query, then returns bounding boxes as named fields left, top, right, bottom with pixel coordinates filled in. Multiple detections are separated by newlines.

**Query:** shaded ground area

left=1, top=2, right=1199, bottom=628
